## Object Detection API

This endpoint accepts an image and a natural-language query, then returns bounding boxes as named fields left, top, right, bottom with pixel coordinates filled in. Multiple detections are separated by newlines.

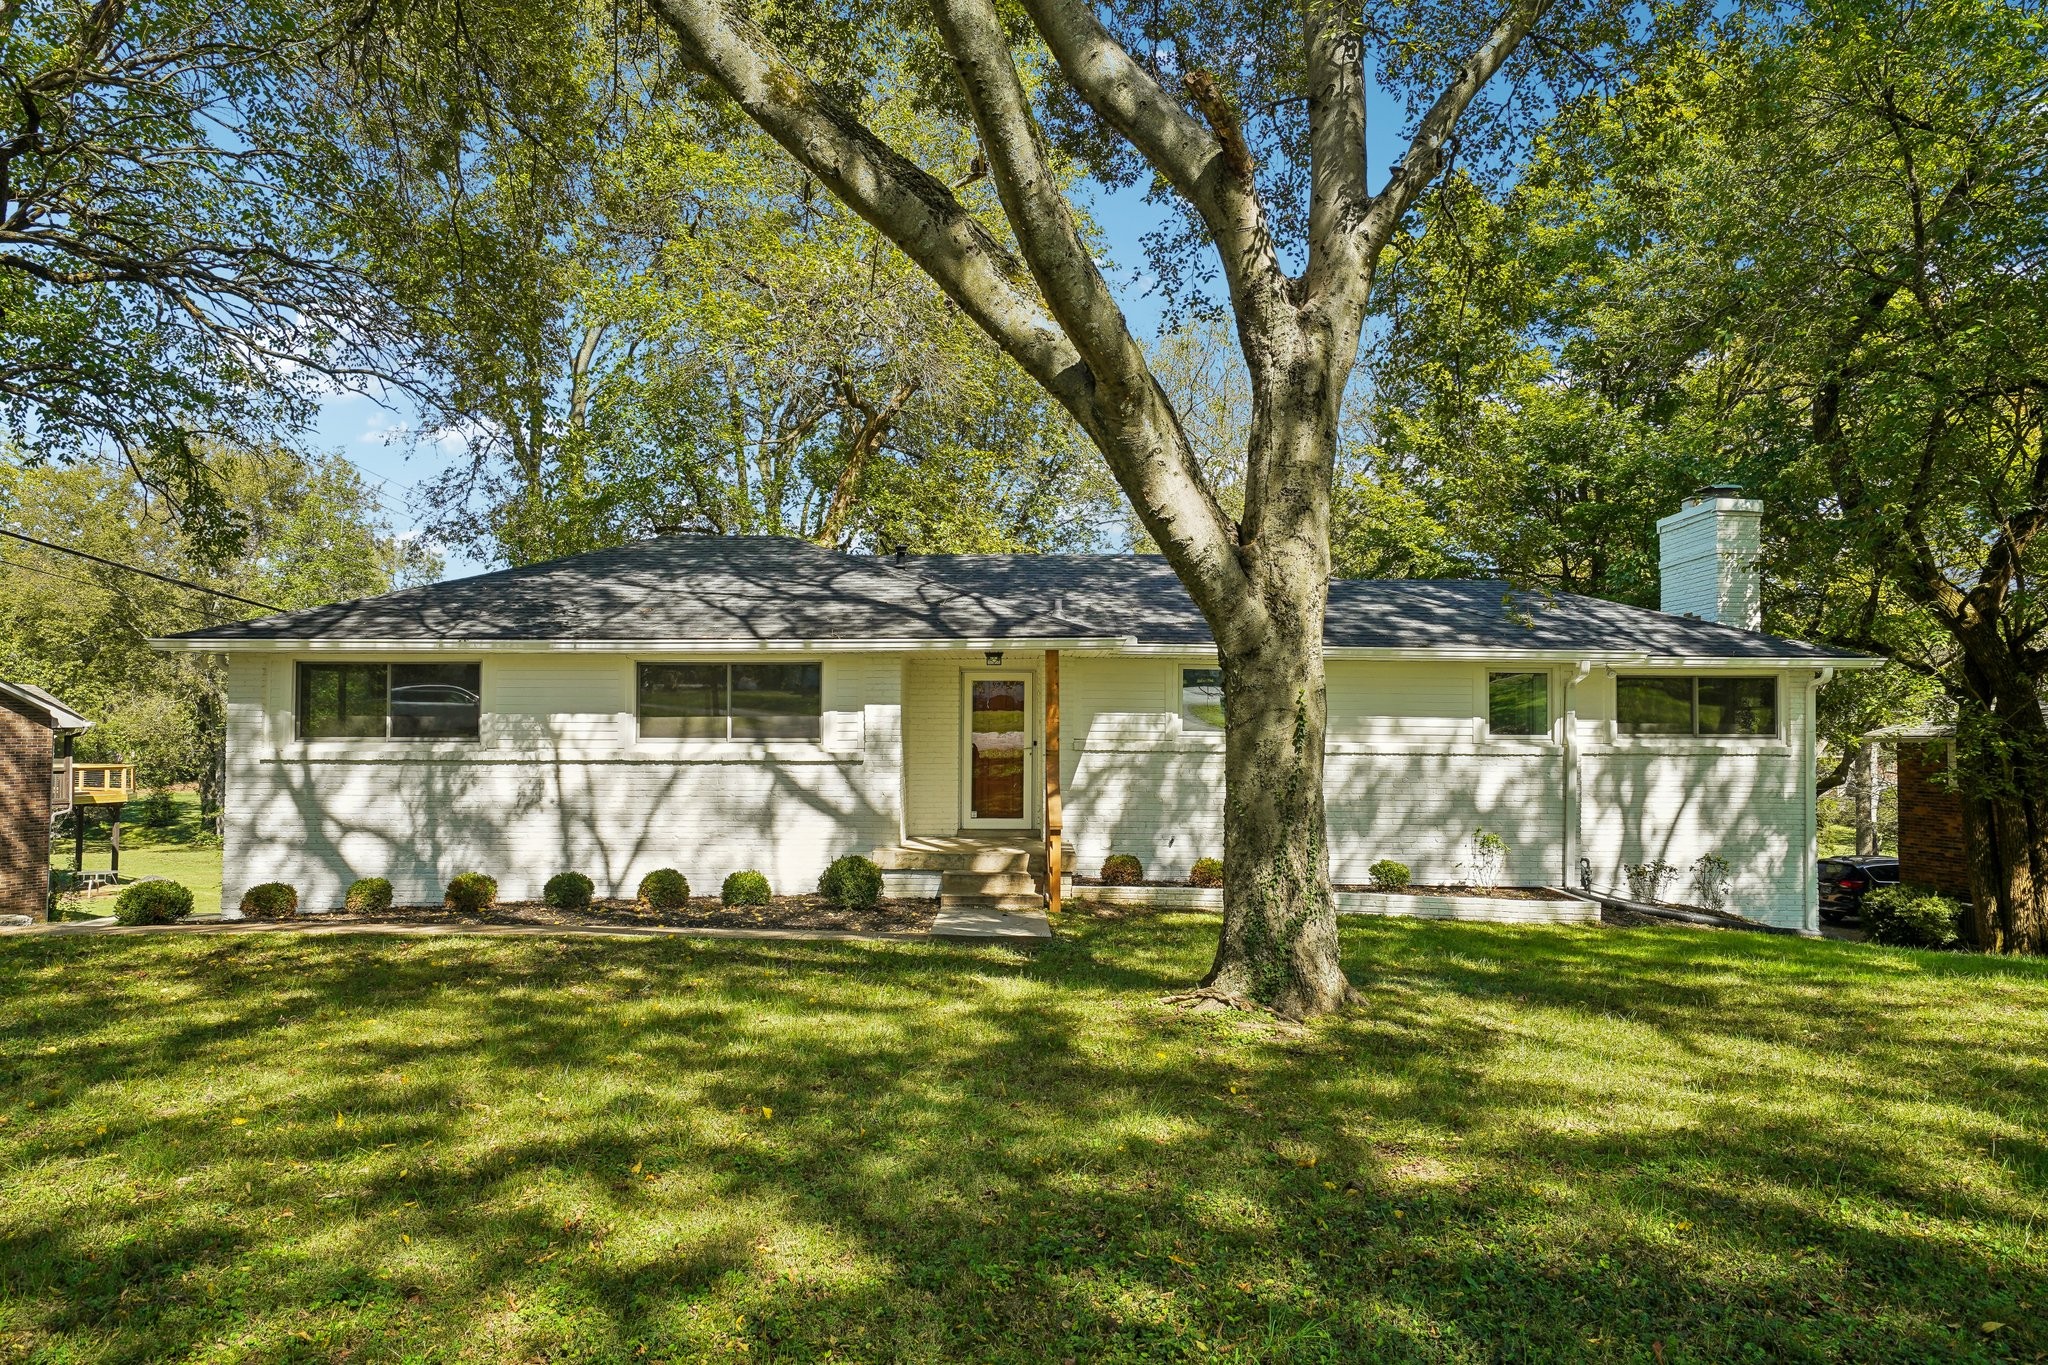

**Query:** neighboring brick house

left=0, top=681, right=91, bottom=917
left=1868, top=724, right=1974, bottom=902
left=1898, top=740, right=1973, bottom=900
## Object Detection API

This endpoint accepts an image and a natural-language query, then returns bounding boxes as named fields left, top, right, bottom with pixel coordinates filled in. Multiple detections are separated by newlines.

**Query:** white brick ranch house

left=155, top=490, right=1875, bottom=931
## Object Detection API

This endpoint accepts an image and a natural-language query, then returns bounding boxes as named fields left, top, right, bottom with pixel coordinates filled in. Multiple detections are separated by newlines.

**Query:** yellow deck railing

left=70, top=763, right=136, bottom=805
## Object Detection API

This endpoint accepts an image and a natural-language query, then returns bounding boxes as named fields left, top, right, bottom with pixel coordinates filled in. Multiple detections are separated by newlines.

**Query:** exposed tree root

left=1160, top=987, right=1308, bottom=1029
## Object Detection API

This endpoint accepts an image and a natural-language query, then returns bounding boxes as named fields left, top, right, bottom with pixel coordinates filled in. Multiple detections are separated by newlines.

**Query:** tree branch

left=1013, top=0, right=1292, bottom=331
left=1352, top=0, right=1553, bottom=268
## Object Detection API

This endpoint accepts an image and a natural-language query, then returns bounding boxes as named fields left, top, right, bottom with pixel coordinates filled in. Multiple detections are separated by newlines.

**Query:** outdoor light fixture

left=984, top=651, right=1004, bottom=666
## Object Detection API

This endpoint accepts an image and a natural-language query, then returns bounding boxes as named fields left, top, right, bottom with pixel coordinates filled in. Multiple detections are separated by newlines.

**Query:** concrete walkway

left=5, top=909, right=1052, bottom=944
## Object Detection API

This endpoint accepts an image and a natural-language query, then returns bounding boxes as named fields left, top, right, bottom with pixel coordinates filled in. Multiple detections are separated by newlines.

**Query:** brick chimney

left=1657, top=486, right=1762, bottom=629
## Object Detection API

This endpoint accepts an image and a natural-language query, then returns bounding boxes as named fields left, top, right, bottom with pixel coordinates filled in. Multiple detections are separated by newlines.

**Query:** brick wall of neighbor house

left=1898, top=741, right=1972, bottom=899
left=221, top=652, right=906, bottom=914
left=0, top=694, right=54, bottom=916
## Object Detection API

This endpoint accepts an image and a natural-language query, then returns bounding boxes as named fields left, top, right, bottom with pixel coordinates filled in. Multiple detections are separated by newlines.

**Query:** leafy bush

left=722, top=870, right=772, bottom=906
left=1624, top=860, right=1678, bottom=904
left=544, top=871, right=595, bottom=910
left=1368, top=859, right=1411, bottom=891
left=136, top=789, right=179, bottom=828
left=239, top=882, right=298, bottom=920
left=1188, top=857, right=1224, bottom=888
left=1467, top=830, right=1508, bottom=891
left=819, top=855, right=883, bottom=910
left=637, top=869, right=690, bottom=912
left=444, top=872, right=498, bottom=914
left=344, top=877, right=393, bottom=914
left=1101, top=854, right=1143, bottom=885
left=114, top=879, right=193, bottom=926
left=1690, top=853, right=1732, bottom=912
left=1864, top=885, right=1967, bottom=950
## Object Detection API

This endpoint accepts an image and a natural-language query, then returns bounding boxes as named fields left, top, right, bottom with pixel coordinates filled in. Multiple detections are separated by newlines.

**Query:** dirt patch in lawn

left=1332, top=884, right=1575, bottom=901
left=317, top=895, right=938, bottom=935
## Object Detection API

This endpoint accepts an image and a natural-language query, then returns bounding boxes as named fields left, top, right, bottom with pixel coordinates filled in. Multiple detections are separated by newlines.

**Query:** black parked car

left=1818, top=855, right=1900, bottom=923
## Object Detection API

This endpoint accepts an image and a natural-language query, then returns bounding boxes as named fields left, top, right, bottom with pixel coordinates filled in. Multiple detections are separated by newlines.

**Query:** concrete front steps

left=870, top=835, right=1048, bottom=914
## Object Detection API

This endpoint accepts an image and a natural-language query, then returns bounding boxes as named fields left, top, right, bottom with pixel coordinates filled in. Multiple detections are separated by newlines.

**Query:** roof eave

left=148, top=633, right=1132, bottom=654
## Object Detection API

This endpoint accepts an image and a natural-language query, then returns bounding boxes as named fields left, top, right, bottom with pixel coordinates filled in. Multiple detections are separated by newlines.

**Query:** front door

left=962, top=673, right=1034, bottom=829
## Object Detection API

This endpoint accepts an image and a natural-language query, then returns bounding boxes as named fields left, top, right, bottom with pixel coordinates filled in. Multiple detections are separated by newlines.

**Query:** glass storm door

left=963, top=674, right=1033, bottom=828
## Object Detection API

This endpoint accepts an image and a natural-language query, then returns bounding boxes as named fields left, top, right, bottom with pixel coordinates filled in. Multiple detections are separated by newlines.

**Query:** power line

left=0, top=527, right=282, bottom=612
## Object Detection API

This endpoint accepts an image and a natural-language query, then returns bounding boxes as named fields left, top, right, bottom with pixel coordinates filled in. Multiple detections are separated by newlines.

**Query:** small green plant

left=1101, top=854, right=1143, bottom=885
left=544, top=871, right=595, bottom=910
left=637, top=869, right=690, bottom=912
left=722, top=870, right=771, bottom=907
left=1864, top=885, right=1967, bottom=950
left=1624, top=860, right=1678, bottom=904
left=443, top=872, right=498, bottom=914
left=343, top=877, right=393, bottom=914
left=1467, top=830, right=1508, bottom=892
left=1188, top=857, right=1224, bottom=888
left=1368, top=859, right=1411, bottom=891
left=819, top=855, right=883, bottom=910
left=1690, top=853, right=1733, bottom=912
left=114, top=880, right=193, bottom=926
left=136, top=789, right=179, bottom=828
left=238, top=882, right=299, bottom=920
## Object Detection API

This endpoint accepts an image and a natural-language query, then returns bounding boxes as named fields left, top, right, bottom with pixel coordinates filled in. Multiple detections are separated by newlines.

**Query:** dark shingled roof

left=162, top=534, right=1863, bottom=661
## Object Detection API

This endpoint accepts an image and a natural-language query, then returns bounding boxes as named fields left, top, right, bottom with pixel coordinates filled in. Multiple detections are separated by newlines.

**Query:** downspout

left=1562, top=660, right=1594, bottom=888
left=1803, top=666, right=1836, bottom=935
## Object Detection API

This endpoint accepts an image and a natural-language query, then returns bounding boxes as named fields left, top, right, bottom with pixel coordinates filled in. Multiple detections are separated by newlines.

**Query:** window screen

left=1698, top=677, right=1777, bottom=736
left=299, top=663, right=479, bottom=740
left=637, top=664, right=728, bottom=738
left=1617, top=676, right=1696, bottom=735
left=1619, top=676, right=1777, bottom=737
left=1488, top=672, right=1550, bottom=736
left=639, top=662, right=821, bottom=740
left=1182, top=668, right=1225, bottom=731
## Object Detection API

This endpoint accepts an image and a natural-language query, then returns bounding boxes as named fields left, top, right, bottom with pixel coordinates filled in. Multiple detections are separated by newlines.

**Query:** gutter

left=148, top=634, right=1135, bottom=655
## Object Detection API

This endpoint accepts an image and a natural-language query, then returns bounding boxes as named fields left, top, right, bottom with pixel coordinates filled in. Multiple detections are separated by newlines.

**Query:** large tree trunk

left=1960, top=787, right=2048, bottom=954
left=1200, top=363, right=1356, bottom=1018
left=1207, top=592, right=1354, bottom=1017
left=1953, top=673, right=2048, bottom=955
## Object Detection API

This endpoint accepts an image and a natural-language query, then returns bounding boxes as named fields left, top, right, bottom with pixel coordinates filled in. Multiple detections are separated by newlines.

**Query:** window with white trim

left=1616, top=675, right=1777, bottom=736
left=638, top=662, right=822, bottom=739
left=1487, top=672, right=1550, bottom=736
left=297, top=663, right=481, bottom=740
left=1181, top=667, right=1225, bottom=731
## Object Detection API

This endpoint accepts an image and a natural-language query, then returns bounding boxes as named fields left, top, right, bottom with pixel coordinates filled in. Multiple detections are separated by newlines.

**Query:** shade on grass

left=1, top=913, right=2043, bottom=1362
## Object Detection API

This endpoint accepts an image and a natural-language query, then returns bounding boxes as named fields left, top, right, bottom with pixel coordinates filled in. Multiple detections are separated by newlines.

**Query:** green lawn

left=1, top=914, right=2043, bottom=1363
left=51, top=789, right=224, bottom=915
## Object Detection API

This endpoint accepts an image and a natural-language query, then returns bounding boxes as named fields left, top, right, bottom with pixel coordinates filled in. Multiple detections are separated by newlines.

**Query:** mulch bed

left=309, top=894, right=938, bottom=935
left=1073, top=878, right=1572, bottom=902
left=1332, top=884, right=1575, bottom=902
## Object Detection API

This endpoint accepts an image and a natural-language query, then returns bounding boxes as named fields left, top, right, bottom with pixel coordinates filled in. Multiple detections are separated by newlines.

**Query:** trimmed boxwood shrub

left=1368, top=859, right=1412, bottom=891
left=1101, top=854, right=1143, bottom=885
left=819, top=855, right=883, bottom=910
left=344, top=877, right=393, bottom=914
left=544, top=872, right=595, bottom=911
left=637, top=869, right=690, bottom=912
left=444, top=872, right=498, bottom=914
left=722, top=870, right=771, bottom=907
left=1864, top=885, right=1967, bottom=949
left=114, top=880, right=193, bottom=926
left=239, top=882, right=299, bottom=920
left=1188, top=857, right=1224, bottom=888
